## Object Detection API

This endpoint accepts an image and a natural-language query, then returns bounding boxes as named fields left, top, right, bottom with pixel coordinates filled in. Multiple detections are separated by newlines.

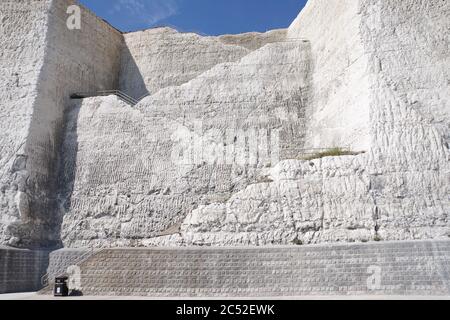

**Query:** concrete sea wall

left=0, top=246, right=48, bottom=294
left=42, top=240, right=450, bottom=297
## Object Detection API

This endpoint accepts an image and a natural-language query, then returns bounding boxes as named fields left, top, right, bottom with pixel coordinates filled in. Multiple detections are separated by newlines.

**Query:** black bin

left=54, top=276, right=69, bottom=297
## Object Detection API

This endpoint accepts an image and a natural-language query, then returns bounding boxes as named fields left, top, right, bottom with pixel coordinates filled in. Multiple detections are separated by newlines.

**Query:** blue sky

left=79, top=0, right=307, bottom=35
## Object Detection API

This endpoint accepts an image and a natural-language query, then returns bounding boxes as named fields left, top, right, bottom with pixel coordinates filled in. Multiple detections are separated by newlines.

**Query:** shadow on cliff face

left=6, top=95, right=75, bottom=250
left=52, top=99, right=82, bottom=249
left=118, top=45, right=149, bottom=100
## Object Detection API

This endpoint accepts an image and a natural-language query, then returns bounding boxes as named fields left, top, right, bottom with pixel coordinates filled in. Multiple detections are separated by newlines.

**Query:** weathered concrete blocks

left=0, top=246, right=48, bottom=294
left=57, top=240, right=450, bottom=297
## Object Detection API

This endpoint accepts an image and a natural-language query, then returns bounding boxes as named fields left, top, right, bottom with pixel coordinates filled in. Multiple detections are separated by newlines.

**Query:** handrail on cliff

left=70, top=90, right=147, bottom=106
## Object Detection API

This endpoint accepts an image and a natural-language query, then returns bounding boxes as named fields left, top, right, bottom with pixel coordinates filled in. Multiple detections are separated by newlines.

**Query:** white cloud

left=109, top=0, right=179, bottom=25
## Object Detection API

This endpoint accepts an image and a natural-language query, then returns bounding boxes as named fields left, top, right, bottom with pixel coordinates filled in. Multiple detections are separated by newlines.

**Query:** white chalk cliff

left=0, top=0, right=448, bottom=249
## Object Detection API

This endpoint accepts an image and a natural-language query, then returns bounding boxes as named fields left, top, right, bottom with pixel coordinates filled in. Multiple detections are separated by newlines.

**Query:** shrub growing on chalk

left=302, top=147, right=361, bottom=161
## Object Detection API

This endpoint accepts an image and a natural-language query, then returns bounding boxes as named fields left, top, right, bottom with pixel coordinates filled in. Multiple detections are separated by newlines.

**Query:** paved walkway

left=1, top=292, right=449, bottom=300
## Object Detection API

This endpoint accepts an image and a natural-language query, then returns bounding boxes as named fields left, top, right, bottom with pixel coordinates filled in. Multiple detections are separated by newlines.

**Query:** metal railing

left=71, top=90, right=141, bottom=106
left=41, top=248, right=100, bottom=287
left=136, top=92, right=150, bottom=102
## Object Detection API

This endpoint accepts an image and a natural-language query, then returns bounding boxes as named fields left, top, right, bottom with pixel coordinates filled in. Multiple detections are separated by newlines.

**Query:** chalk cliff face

left=0, top=0, right=51, bottom=247
left=119, top=27, right=252, bottom=99
left=169, top=0, right=450, bottom=246
left=60, top=39, right=311, bottom=247
left=0, top=0, right=448, bottom=248
left=0, top=0, right=123, bottom=248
